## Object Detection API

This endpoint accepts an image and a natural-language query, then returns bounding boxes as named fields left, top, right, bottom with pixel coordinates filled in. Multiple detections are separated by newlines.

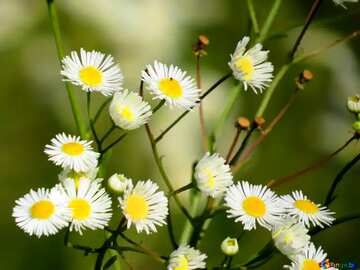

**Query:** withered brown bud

left=296, top=70, right=314, bottom=89
left=193, top=35, right=209, bottom=57
left=236, top=117, right=250, bottom=129
left=198, top=35, right=209, bottom=46
left=254, top=116, right=266, bottom=127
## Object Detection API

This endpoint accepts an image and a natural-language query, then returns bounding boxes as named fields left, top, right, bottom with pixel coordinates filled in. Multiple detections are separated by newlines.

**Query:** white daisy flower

left=285, top=243, right=327, bottom=270
left=56, top=178, right=112, bottom=234
left=194, top=152, right=233, bottom=198
left=224, top=181, right=285, bottom=230
left=44, top=133, right=100, bottom=173
left=229, top=36, right=274, bottom=94
left=58, top=167, right=101, bottom=189
left=109, top=89, right=152, bottom=130
left=61, top=48, right=123, bottom=96
left=281, top=191, right=335, bottom=228
left=333, top=0, right=358, bottom=8
left=108, top=173, right=133, bottom=194
left=12, top=188, right=70, bottom=237
left=168, top=245, right=207, bottom=270
left=119, top=180, right=168, bottom=234
left=272, top=217, right=311, bottom=260
left=141, top=60, right=200, bottom=109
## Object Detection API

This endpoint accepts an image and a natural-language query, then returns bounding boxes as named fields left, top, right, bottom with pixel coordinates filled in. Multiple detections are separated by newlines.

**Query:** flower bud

left=352, top=121, right=360, bottom=133
left=347, top=95, right=360, bottom=113
left=221, top=237, right=238, bottom=256
left=107, top=173, right=132, bottom=194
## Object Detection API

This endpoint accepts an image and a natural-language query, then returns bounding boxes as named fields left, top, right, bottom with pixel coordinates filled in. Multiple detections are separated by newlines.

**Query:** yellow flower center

left=226, top=239, right=237, bottom=246
left=202, top=168, right=216, bottom=190
left=30, top=200, right=55, bottom=219
left=124, top=194, right=149, bottom=221
left=284, top=232, right=294, bottom=244
left=69, top=199, right=91, bottom=220
left=242, top=196, right=266, bottom=217
left=62, top=142, right=85, bottom=156
left=79, top=66, right=103, bottom=87
left=302, top=259, right=321, bottom=270
left=174, top=255, right=189, bottom=270
left=117, top=106, right=134, bottom=122
left=159, top=78, right=183, bottom=98
left=235, top=56, right=254, bottom=81
left=294, top=199, right=319, bottom=214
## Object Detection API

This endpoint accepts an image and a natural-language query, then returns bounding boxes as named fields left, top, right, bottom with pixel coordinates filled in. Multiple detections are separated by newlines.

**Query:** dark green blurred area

left=1, top=0, right=360, bottom=269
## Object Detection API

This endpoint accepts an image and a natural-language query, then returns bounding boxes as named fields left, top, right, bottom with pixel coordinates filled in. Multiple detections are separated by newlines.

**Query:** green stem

left=46, top=0, right=87, bottom=138
left=94, top=97, right=112, bottom=124
left=246, top=0, right=260, bottom=36
left=255, top=64, right=290, bottom=118
left=257, top=0, right=283, bottom=43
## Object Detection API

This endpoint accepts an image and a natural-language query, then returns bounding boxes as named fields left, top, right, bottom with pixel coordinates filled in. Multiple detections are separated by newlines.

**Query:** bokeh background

left=1, top=0, right=360, bottom=269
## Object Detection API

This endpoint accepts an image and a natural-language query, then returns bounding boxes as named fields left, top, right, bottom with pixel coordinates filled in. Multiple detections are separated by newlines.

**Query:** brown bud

left=198, top=35, right=209, bottom=46
left=254, top=116, right=266, bottom=127
left=302, top=70, right=313, bottom=81
left=236, top=117, right=250, bottom=129
left=193, top=35, right=209, bottom=57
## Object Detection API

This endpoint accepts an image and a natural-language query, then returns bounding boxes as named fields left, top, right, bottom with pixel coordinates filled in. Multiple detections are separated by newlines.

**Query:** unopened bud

left=347, top=95, right=360, bottom=114
left=352, top=121, right=360, bottom=133
left=221, top=237, right=239, bottom=256
left=108, top=173, right=132, bottom=194
left=254, top=116, right=266, bottom=128
left=198, top=35, right=209, bottom=46
left=193, top=35, right=209, bottom=56
left=236, top=117, right=250, bottom=130
left=296, top=70, right=314, bottom=90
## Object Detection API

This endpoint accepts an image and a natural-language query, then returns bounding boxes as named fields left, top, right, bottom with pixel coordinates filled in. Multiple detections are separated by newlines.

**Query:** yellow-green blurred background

left=1, top=0, right=360, bottom=269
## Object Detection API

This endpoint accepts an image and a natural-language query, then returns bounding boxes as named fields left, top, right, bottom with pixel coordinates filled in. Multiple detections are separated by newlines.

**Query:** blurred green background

left=1, top=0, right=360, bottom=269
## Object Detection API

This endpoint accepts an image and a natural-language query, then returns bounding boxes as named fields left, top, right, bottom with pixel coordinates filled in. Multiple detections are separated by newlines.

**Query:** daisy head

left=229, top=36, right=274, bottom=94
left=141, top=60, right=200, bottom=109
left=168, top=245, right=207, bottom=270
left=224, top=181, right=285, bottom=230
left=12, top=187, right=70, bottom=237
left=272, top=216, right=311, bottom=260
left=109, top=90, right=152, bottom=130
left=119, top=180, right=168, bottom=234
left=107, top=173, right=133, bottom=194
left=285, top=243, right=327, bottom=270
left=194, top=152, right=233, bottom=198
left=281, top=191, right=335, bottom=228
left=56, top=178, right=112, bottom=234
left=44, top=133, right=100, bottom=172
left=58, top=167, right=101, bottom=189
left=61, top=48, right=123, bottom=96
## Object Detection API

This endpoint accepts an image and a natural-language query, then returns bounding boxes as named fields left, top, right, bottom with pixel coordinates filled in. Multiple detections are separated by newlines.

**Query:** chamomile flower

left=333, top=0, right=358, bottom=8
left=141, top=60, right=200, bottom=109
left=109, top=90, right=152, bottom=130
left=45, top=133, right=100, bottom=172
left=281, top=191, right=335, bottom=228
left=272, top=217, right=310, bottom=259
left=285, top=243, right=327, bottom=270
left=224, top=181, right=284, bottom=230
left=119, top=180, right=168, bottom=234
left=168, top=245, right=207, bottom=270
left=56, top=178, right=112, bottom=234
left=229, top=36, right=274, bottom=94
left=61, top=48, right=123, bottom=96
left=194, top=152, right=233, bottom=198
left=107, top=173, right=132, bottom=194
left=12, top=188, right=69, bottom=237
left=58, top=167, right=101, bottom=189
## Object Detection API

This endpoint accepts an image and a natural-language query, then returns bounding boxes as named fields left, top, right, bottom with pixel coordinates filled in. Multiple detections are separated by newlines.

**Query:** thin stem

left=257, top=0, right=283, bottom=43
left=100, top=124, right=116, bottom=144
left=46, top=0, right=87, bottom=138
left=324, top=151, right=360, bottom=206
left=145, top=124, right=194, bottom=223
left=167, top=212, right=178, bottom=249
left=229, top=125, right=256, bottom=165
left=246, top=0, right=260, bottom=36
left=232, top=90, right=298, bottom=173
left=267, top=135, right=356, bottom=188
left=290, top=0, right=323, bottom=60
left=169, top=183, right=194, bottom=197
left=155, top=73, right=232, bottom=143
left=94, top=97, right=112, bottom=124
left=310, top=213, right=360, bottom=236
left=101, top=133, right=127, bottom=156
left=153, top=100, right=165, bottom=113
left=196, top=55, right=208, bottom=152
left=226, top=128, right=242, bottom=163
left=87, top=93, right=102, bottom=152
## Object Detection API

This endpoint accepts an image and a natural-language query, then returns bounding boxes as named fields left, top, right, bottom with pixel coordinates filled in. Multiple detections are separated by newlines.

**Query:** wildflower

left=285, top=243, right=328, bottom=270
left=107, top=173, right=132, bottom=194
left=168, top=245, right=207, bottom=270
left=221, top=237, right=239, bottom=256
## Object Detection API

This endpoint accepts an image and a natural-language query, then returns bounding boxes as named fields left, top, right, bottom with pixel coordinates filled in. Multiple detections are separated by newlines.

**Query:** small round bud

left=254, top=116, right=266, bottom=128
left=301, top=70, right=313, bottom=82
left=107, top=173, right=132, bottom=194
left=352, top=121, right=360, bottom=133
left=347, top=95, right=360, bottom=113
left=236, top=117, right=250, bottom=130
left=221, top=237, right=239, bottom=256
left=198, top=35, right=209, bottom=46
